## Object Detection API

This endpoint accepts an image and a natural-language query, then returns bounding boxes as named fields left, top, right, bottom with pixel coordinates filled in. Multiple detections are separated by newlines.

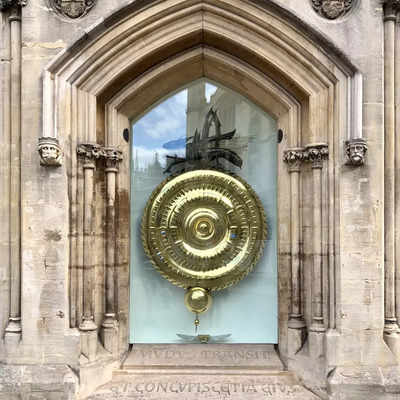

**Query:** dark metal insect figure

left=164, top=108, right=243, bottom=174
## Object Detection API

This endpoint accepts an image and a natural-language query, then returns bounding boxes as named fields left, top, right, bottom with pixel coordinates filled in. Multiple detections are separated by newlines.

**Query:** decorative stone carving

left=283, top=145, right=329, bottom=169
left=103, top=147, right=123, bottom=170
left=0, top=0, right=26, bottom=11
left=50, top=0, right=96, bottom=19
left=304, top=143, right=329, bottom=168
left=283, top=148, right=305, bottom=172
left=77, top=143, right=104, bottom=161
left=383, top=0, right=400, bottom=20
left=383, top=0, right=400, bottom=8
left=311, top=0, right=354, bottom=19
left=38, top=137, right=63, bottom=167
left=77, top=143, right=123, bottom=166
left=345, top=138, right=367, bottom=166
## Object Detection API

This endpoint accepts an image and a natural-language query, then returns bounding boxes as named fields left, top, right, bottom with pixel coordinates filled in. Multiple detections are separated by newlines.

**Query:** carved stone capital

left=383, top=0, right=400, bottom=20
left=311, top=0, right=354, bottom=20
left=304, top=143, right=329, bottom=169
left=77, top=143, right=124, bottom=170
left=345, top=138, right=367, bottom=166
left=103, top=147, right=123, bottom=170
left=283, top=148, right=305, bottom=172
left=77, top=143, right=104, bottom=166
left=0, top=0, right=26, bottom=11
left=38, top=137, right=63, bottom=167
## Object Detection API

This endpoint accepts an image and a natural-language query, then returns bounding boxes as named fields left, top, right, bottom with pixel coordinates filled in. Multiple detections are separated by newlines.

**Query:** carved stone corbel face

left=345, top=138, right=367, bottom=166
left=38, top=137, right=63, bottom=167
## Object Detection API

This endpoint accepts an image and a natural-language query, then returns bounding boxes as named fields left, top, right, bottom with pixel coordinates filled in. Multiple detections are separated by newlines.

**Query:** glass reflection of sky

left=130, top=79, right=278, bottom=344
left=132, top=83, right=217, bottom=169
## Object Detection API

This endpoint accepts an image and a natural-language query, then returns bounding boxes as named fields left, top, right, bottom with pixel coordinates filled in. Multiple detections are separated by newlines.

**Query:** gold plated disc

left=141, top=169, right=267, bottom=291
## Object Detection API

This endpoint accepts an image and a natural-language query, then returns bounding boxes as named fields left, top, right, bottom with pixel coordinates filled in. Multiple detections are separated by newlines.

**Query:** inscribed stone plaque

left=124, top=344, right=283, bottom=369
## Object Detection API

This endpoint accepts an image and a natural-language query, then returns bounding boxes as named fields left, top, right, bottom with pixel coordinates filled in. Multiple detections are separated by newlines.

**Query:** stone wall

left=0, top=0, right=399, bottom=399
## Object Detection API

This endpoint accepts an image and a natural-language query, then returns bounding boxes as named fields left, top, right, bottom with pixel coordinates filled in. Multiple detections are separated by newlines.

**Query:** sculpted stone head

left=345, top=138, right=367, bottom=166
left=38, top=137, right=62, bottom=167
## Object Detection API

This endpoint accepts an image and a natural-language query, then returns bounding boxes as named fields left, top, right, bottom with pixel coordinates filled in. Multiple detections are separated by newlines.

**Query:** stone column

left=4, top=1, right=25, bottom=345
left=345, top=73, right=367, bottom=166
left=283, top=148, right=306, bottom=355
left=101, top=148, right=123, bottom=356
left=395, top=3, right=400, bottom=331
left=77, top=143, right=102, bottom=361
left=38, top=71, right=62, bottom=167
left=383, top=0, right=400, bottom=355
left=306, top=143, right=328, bottom=354
left=1, top=0, right=12, bottom=342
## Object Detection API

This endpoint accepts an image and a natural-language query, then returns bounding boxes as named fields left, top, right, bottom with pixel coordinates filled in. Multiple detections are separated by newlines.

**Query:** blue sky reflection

left=132, top=82, right=217, bottom=169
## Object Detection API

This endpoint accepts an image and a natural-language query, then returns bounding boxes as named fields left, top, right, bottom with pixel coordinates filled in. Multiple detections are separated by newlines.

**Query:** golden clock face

left=141, top=169, right=267, bottom=292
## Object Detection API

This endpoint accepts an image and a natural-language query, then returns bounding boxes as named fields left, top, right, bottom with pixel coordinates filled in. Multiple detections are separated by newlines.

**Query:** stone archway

left=39, top=0, right=363, bottom=395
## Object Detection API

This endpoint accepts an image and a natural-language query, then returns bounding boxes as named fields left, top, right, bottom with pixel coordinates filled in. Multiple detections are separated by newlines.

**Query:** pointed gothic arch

left=40, top=0, right=363, bottom=386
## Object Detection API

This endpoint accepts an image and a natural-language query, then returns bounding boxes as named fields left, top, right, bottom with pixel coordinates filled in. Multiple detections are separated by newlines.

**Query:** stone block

left=100, top=323, right=119, bottom=356
left=0, top=395, right=20, bottom=400
left=287, top=328, right=306, bottom=358
left=90, top=371, right=320, bottom=400
left=80, top=330, right=98, bottom=362
left=78, top=359, right=118, bottom=400
left=0, top=365, right=78, bottom=400
left=325, top=329, right=340, bottom=369
left=308, top=331, right=325, bottom=360
left=382, top=366, right=400, bottom=393
left=328, top=366, right=387, bottom=399
left=4, top=331, right=22, bottom=352
left=124, top=344, right=283, bottom=370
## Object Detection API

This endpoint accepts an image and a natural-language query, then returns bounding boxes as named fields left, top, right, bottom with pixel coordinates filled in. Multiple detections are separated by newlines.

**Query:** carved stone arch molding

left=40, top=0, right=362, bottom=390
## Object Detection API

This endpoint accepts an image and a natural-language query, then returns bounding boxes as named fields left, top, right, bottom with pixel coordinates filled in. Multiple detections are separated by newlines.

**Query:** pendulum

left=194, top=313, right=199, bottom=335
left=184, top=287, right=212, bottom=334
left=184, top=287, right=212, bottom=314
left=141, top=169, right=267, bottom=332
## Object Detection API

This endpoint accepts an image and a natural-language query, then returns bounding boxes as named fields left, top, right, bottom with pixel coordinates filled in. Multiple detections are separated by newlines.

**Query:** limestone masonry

left=0, top=0, right=400, bottom=399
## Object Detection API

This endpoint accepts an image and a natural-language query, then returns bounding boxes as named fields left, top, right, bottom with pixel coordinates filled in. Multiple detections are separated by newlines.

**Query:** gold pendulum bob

left=185, top=287, right=212, bottom=334
left=141, top=169, right=267, bottom=318
left=185, top=287, right=212, bottom=314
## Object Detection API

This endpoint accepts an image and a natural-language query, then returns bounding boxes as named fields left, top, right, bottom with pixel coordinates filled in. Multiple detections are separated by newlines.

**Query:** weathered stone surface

left=0, top=0, right=398, bottom=399
left=86, top=372, right=319, bottom=400
left=124, top=345, right=283, bottom=369
left=328, top=366, right=400, bottom=399
left=0, top=365, right=78, bottom=399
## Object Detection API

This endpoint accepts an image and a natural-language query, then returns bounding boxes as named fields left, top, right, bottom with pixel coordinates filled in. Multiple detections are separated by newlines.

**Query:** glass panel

left=130, top=79, right=277, bottom=343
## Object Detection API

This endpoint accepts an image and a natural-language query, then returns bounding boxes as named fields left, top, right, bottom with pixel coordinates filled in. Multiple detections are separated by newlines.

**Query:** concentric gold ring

left=141, top=169, right=267, bottom=291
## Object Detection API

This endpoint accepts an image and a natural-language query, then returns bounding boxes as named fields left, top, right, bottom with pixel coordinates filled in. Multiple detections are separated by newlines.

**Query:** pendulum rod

left=195, top=313, right=200, bottom=335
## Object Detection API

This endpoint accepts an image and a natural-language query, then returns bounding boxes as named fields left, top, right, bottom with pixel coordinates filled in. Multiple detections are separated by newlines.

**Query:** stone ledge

left=86, top=371, right=320, bottom=400
left=123, top=344, right=284, bottom=369
left=0, top=364, right=78, bottom=399
left=328, top=366, right=400, bottom=399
